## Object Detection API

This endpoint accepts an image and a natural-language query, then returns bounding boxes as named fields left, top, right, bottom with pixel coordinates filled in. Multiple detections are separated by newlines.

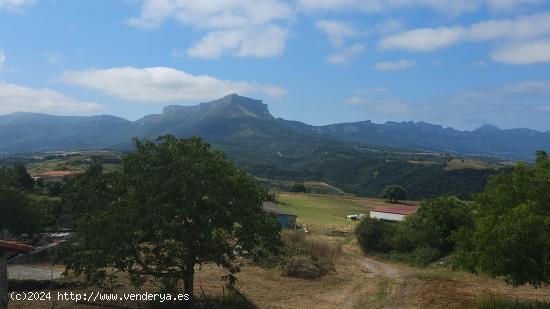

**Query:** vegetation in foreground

left=62, top=135, right=282, bottom=299
left=354, top=150, right=550, bottom=288
left=355, top=196, right=472, bottom=266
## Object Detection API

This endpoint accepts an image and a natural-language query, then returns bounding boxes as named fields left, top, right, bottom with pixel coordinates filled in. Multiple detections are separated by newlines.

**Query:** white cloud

left=325, top=43, right=366, bottom=64
left=485, top=0, right=543, bottom=11
left=0, top=0, right=35, bottom=11
left=379, top=26, right=466, bottom=51
left=61, top=67, right=285, bottom=103
left=298, top=0, right=541, bottom=14
left=374, top=60, right=416, bottom=70
left=0, top=50, right=5, bottom=71
left=0, top=81, right=103, bottom=115
left=468, top=12, right=550, bottom=42
left=378, top=12, right=550, bottom=64
left=492, top=40, right=550, bottom=64
left=315, top=19, right=358, bottom=48
left=298, top=0, right=479, bottom=14
left=187, top=26, right=288, bottom=59
left=128, top=0, right=293, bottom=58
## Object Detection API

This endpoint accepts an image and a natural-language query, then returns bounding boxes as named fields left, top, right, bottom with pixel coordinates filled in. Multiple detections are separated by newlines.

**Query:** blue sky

left=1, top=0, right=550, bottom=131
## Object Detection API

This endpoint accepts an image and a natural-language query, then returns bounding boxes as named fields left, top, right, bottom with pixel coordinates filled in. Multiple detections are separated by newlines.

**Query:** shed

left=369, top=205, right=418, bottom=222
left=263, top=202, right=297, bottom=229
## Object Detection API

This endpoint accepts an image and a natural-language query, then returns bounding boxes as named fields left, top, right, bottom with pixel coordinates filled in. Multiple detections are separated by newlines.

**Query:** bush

left=281, top=231, right=341, bottom=279
left=379, top=185, right=407, bottom=202
left=289, top=183, right=308, bottom=193
left=281, top=256, right=326, bottom=279
left=355, top=218, right=395, bottom=253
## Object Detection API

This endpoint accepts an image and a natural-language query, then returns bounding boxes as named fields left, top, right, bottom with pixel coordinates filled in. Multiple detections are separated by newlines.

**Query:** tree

left=13, top=164, right=35, bottom=191
left=380, top=185, right=407, bottom=203
left=453, top=151, right=550, bottom=287
left=0, top=186, right=40, bottom=309
left=63, top=136, right=282, bottom=299
left=289, top=183, right=308, bottom=193
left=355, top=218, right=394, bottom=253
left=406, top=196, right=473, bottom=254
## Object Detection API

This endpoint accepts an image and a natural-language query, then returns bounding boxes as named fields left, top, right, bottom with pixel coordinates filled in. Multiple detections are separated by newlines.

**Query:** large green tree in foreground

left=63, top=136, right=282, bottom=298
left=453, top=151, right=550, bottom=287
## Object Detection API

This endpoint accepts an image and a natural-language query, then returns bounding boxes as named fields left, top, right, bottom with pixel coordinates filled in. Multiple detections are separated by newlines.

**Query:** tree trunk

left=182, top=263, right=195, bottom=300
left=0, top=250, right=8, bottom=309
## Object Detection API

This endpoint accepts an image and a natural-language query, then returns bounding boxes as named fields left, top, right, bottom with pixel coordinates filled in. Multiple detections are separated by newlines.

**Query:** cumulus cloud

left=187, top=26, right=288, bottom=59
left=378, top=12, right=550, bottom=64
left=379, top=26, right=467, bottom=51
left=315, top=19, right=358, bottom=48
left=374, top=60, right=416, bottom=70
left=468, top=12, right=550, bottom=42
left=128, top=0, right=293, bottom=58
left=325, top=43, right=366, bottom=64
left=60, top=67, right=285, bottom=103
left=0, top=81, right=103, bottom=115
left=0, top=0, right=35, bottom=11
left=492, top=40, right=550, bottom=64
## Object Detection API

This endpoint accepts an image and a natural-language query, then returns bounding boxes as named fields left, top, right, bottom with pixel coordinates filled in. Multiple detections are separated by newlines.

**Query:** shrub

left=355, top=218, right=395, bottom=253
left=281, top=231, right=342, bottom=279
left=281, top=256, right=326, bottom=279
left=289, top=183, right=308, bottom=193
left=379, top=185, right=407, bottom=202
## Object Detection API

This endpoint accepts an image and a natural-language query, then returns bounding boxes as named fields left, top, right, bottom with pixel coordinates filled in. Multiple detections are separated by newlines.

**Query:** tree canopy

left=63, top=136, right=282, bottom=298
left=453, top=151, right=550, bottom=287
left=380, top=185, right=407, bottom=202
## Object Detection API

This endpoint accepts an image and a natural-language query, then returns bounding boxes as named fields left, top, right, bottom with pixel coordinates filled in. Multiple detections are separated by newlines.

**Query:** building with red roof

left=369, top=205, right=418, bottom=222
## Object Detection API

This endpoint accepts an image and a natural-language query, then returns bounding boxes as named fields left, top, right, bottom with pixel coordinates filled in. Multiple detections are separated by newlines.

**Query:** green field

left=276, top=193, right=412, bottom=228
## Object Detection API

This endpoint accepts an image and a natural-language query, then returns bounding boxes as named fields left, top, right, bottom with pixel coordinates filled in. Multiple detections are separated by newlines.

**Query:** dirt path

left=363, top=257, right=401, bottom=278
left=339, top=256, right=414, bottom=309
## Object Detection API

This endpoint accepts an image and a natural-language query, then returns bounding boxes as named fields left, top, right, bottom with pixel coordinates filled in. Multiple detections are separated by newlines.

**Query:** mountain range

left=1, top=93, right=548, bottom=160
left=4, top=93, right=534, bottom=198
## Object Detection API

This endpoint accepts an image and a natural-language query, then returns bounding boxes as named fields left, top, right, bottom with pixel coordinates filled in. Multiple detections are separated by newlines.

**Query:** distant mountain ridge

left=279, top=118, right=550, bottom=159
left=0, top=93, right=548, bottom=159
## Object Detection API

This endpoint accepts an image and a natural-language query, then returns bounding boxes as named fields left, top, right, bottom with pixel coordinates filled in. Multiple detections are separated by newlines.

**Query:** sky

left=1, top=0, right=550, bottom=131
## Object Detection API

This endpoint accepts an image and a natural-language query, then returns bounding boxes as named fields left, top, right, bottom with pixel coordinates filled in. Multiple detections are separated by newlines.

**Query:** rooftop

left=370, top=205, right=418, bottom=216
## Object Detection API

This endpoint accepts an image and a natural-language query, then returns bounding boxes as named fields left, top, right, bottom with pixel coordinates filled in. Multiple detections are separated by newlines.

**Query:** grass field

left=276, top=192, right=417, bottom=230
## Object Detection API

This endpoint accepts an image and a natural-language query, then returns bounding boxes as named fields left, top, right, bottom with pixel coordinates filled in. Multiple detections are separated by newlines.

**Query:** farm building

left=263, top=202, right=297, bottom=229
left=369, top=205, right=418, bottom=222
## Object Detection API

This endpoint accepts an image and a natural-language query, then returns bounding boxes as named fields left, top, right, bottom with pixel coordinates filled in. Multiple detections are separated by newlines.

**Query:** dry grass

left=280, top=231, right=343, bottom=279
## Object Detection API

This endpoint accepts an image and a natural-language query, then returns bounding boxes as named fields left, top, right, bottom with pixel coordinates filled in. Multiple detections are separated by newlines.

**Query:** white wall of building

left=369, top=211, right=406, bottom=222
